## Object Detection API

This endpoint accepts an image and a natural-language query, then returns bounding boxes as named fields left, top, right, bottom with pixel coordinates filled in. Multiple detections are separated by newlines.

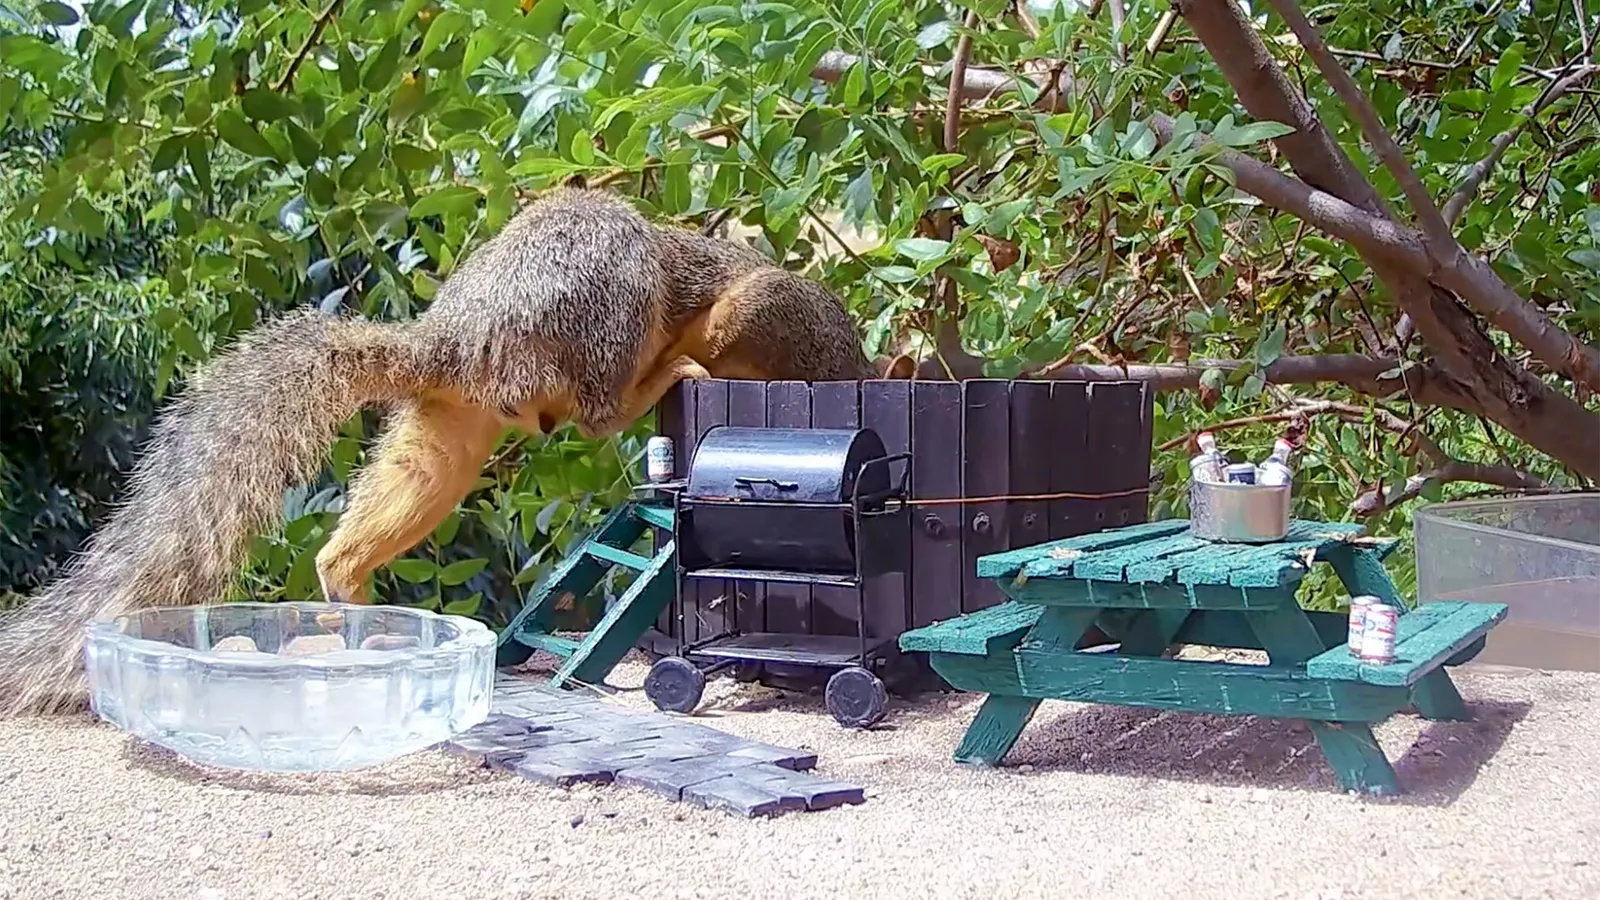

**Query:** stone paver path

left=445, top=676, right=867, bottom=818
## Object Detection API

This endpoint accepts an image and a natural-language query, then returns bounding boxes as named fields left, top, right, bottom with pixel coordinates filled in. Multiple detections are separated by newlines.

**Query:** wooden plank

left=962, top=380, right=1012, bottom=613
left=1244, top=601, right=1403, bottom=796
left=585, top=543, right=652, bottom=571
left=929, top=647, right=1408, bottom=722
left=954, top=695, right=1040, bottom=767
left=1007, top=381, right=1053, bottom=563
left=975, top=520, right=1188, bottom=579
left=897, top=601, right=1045, bottom=656
left=1305, top=601, right=1509, bottom=687
left=1168, top=609, right=1349, bottom=652
left=652, top=381, right=695, bottom=642
left=910, top=381, right=963, bottom=629
left=763, top=381, right=813, bottom=634
left=1046, top=382, right=1093, bottom=540
left=1000, top=577, right=1292, bottom=611
left=498, top=503, right=648, bottom=666
left=948, top=607, right=1100, bottom=766
left=688, top=379, right=730, bottom=643
left=810, top=381, right=863, bottom=636
left=1089, top=381, right=1149, bottom=530
left=725, top=380, right=768, bottom=634
left=555, top=540, right=678, bottom=688
left=1015, top=648, right=1407, bottom=721
left=861, top=380, right=912, bottom=643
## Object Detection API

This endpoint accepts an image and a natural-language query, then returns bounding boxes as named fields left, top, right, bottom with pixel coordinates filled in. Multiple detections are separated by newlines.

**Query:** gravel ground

left=1, top=655, right=1596, bottom=900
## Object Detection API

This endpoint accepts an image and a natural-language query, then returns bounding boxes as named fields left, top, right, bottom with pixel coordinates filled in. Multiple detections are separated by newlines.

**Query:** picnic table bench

left=898, top=519, right=1509, bottom=796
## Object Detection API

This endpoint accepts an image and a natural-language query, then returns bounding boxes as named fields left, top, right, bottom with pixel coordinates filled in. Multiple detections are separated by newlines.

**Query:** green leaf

left=843, top=59, right=866, bottom=107
left=1491, top=42, right=1525, bottom=94
left=524, top=0, right=567, bottom=37
left=1216, top=120, right=1296, bottom=148
left=873, top=265, right=919, bottom=284
left=1199, top=367, right=1226, bottom=392
left=1255, top=321, right=1286, bottom=367
left=388, top=558, right=437, bottom=583
left=1567, top=249, right=1600, bottom=272
left=438, top=558, right=488, bottom=586
left=1381, top=32, right=1402, bottom=61
left=393, top=143, right=438, bottom=172
left=39, top=2, right=79, bottom=25
left=915, top=18, right=954, bottom=49
left=569, top=128, right=595, bottom=166
left=920, top=152, right=965, bottom=174
left=286, top=122, right=321, bottom=166
left=1442, top=89, right=1487, bottom=112
left=362, top=39, right=403, bottom=92
left=172, top=320, right=207, bottom=361
left=214, top=110, right=281, bottom=160
left=443, top=593, right=483, bottom=617
left=151, top=134, right=186, bottom=172
left=440, top=107, right=491, bottom=131
left=410, top=185, right=481, bottom=219
left=894, top=237, right=951, bottom=262
left=463, top=27, right=501, bottom=73
left=421, top=10, right=467, bottom=58
left=240, top=89, right=297, bottom=122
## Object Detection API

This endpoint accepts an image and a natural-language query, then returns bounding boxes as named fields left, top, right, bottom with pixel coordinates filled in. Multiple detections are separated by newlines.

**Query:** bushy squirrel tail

left=0, top=309, right=443, bottom=717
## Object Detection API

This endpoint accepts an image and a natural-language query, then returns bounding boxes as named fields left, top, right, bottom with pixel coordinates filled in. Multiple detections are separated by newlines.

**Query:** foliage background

left=2, top=0, right=1594, bottom=619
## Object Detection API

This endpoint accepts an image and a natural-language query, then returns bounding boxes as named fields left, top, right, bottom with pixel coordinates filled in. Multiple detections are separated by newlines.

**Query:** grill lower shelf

left=681, top=566, right=859, bottom=587
left=686, top=633, right=890, bottom=667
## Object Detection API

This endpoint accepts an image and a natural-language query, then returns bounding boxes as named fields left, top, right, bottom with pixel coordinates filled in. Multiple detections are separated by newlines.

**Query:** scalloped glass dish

left=84, top=602, right=495, bottom=772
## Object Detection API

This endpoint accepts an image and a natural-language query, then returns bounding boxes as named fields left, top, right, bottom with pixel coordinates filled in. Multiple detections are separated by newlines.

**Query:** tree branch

left=274, top=1, right=344, bottom=93
left=1262, top=0, right=1458, bottom=259
left=1441, top=62, right=1598, bottom=226
left=1350, top=461, right=1553, bottom=516
left=1172, top=0, right=1600, bottom=478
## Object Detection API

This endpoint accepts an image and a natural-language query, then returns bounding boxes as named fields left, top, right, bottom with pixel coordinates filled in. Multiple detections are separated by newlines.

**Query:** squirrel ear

left=876, top=354, right=918, bottom=380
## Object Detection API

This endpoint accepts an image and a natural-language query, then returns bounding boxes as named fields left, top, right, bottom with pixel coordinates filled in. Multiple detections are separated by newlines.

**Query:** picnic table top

left=975, top=519, right=1399, bottom=589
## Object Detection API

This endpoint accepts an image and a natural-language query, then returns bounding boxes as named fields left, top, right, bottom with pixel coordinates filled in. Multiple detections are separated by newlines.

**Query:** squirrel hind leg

left=315, top=397, right=503, bottom=603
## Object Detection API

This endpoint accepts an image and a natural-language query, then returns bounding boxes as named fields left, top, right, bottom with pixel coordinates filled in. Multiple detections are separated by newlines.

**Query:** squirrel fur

left=0, top=187, right=916, bottom=718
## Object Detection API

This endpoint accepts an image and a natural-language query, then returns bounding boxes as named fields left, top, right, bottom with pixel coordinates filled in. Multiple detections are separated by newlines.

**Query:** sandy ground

left=1, top=654, right=1596, bottom=900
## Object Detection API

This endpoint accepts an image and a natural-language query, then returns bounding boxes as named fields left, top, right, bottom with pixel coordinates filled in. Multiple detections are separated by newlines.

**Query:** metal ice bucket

left=1189, top=479, right=1291, bottom=543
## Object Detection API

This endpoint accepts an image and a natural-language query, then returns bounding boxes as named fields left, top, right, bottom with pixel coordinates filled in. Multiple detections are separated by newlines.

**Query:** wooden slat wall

left=809, top=381, right=863, bottom=636
left=725, top=381, right=768, bottom=634
left=653, top=378, right=1151, bottom=647
left=860, top=380, right=912, bottom=642
left=762, top=382, right=813, bottom=634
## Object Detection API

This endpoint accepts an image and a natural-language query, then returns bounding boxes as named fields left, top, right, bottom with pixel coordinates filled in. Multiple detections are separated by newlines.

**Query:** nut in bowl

left=83, top=601, right=495, bottom=773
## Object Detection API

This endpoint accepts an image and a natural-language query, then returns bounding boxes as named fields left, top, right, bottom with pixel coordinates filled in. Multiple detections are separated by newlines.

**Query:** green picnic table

left=897, top=519, right=1509, bottom=796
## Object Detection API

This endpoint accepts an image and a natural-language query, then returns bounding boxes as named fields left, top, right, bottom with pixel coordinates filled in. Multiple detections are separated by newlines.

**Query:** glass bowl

left=83, top=601, right=495, bottom=772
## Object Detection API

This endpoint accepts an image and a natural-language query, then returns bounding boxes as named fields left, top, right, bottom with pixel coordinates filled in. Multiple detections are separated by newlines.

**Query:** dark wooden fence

left=643, top=378, right=1154, bottom=650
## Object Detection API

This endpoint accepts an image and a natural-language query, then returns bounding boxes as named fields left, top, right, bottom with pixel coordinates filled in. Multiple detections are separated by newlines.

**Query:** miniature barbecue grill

left=644, top=425, right=910, bottom=728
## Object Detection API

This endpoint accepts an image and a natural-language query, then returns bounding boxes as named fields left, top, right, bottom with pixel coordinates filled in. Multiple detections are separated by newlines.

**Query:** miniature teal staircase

left=496, top=501, right=676, bottom=689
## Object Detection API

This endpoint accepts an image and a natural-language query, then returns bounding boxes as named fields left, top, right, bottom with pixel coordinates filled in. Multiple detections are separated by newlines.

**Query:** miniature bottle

left=1256, top=437, right=1295, bottom=486
left=1189, top=431, right=1226, bottom=483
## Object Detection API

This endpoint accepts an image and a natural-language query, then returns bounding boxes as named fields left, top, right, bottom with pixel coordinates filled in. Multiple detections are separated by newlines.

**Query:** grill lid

left=685, top=426, right=890, bottom=504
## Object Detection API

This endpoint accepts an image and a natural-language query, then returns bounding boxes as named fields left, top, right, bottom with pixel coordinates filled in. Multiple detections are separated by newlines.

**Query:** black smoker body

left=645, top=425, right=911, bottom=728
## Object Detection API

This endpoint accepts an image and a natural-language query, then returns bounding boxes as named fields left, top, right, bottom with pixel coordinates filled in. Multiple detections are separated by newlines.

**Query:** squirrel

left=0, top=186, right=918, bottom=718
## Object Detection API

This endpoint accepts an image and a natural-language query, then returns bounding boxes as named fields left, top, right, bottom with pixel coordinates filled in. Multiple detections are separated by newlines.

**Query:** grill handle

left=732, top=476, right=800, bottom=493
left=850, top=452, right=913, bottom=508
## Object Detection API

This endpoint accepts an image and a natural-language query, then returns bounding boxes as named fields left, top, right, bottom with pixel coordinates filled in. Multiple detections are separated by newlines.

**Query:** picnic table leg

left=1325, top=545, right=1471, bottom=722
left=1247, top=601, right=1402, bottom=797
left=952, top=607, right=1100, bottom=767
left=1116, top=609, right=1192, bottom=657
